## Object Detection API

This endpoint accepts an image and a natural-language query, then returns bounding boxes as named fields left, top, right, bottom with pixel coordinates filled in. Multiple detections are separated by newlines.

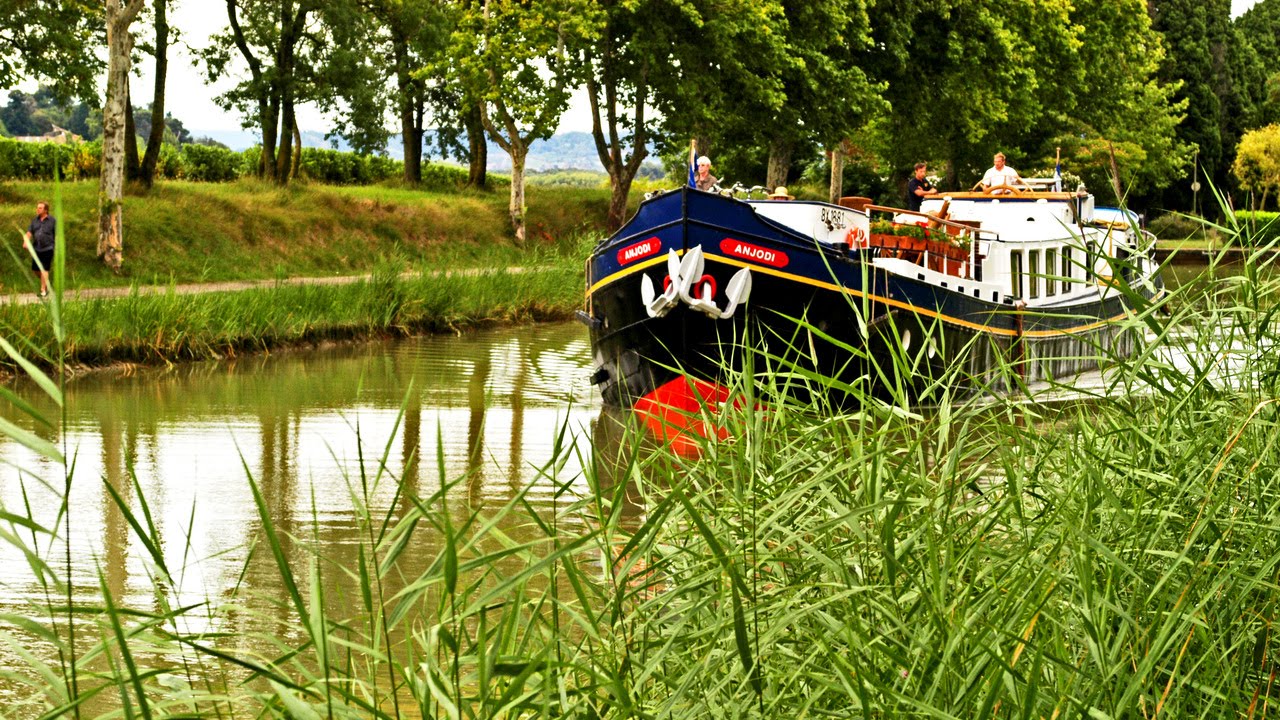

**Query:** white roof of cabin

left=920, top=196, right=1079, bottom=242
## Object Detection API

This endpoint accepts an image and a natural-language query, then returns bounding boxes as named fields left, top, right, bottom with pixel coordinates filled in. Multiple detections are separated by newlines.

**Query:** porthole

left=927, top=338, right=937, bottom=359
left=902, top=329, right=913, bottom=351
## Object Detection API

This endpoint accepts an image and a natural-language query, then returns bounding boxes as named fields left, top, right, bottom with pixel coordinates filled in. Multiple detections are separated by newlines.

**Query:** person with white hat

left=768, top=186, right=794, bottom=200
left=694, top=156, right=718, bottom=191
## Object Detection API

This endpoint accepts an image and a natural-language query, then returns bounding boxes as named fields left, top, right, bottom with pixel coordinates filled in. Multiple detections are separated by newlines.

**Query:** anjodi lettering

left=719, top=238, right=789, bottom=268
left=617, top=237, right=661, bottom=264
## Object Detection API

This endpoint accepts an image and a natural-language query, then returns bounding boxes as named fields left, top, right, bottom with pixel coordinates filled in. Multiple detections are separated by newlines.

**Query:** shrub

left=240, top=146, right=262, bottom=176
left=180, top=144, right=245, bottom=182
left=0, top=138, right=99, bottom=180
left=1234, top=211, right=1280, bottom=245
left=157, top=143, right=182, bottom=179
left=299, top=147, right=402, bottom=185
left=1147, top=212, right=1213, bottom=240
left=420, top=162, right=469, bottom=189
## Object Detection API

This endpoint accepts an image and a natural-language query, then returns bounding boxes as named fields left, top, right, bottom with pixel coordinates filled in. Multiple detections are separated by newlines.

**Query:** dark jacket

left=28, top=215, right=56, bottom=252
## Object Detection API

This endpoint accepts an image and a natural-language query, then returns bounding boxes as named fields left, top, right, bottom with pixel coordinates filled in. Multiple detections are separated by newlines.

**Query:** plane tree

left=0, top=0, right=101, bottom=101
left=201, top=0, right=320, bottom=184
left=1044, top=0, right=1190, bottom=201
left=757, top=0, right=881, bottom=190
left=446, top=0, right=602, bottom=244
left=1149, top=0, right=1256, bottom=207
left=99, top=0, right=146, bottom=271
left=320, top=0, right=452, bottom=184
left=859, top=0, right=1083, bottom=188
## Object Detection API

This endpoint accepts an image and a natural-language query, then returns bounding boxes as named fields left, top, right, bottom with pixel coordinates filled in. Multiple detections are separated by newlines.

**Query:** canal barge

left=581, top=182, right=1163, bottom=420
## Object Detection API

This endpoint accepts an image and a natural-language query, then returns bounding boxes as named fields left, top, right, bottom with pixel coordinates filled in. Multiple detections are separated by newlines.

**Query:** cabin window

left=1086, top=242, right=1099, bottom=281
left=1061, top=247, right=1073, bottom=287
left=1028, top=250, right=1040, bottom=299
left=1045, top=248, right=1057, bottom=296
left=1010, top=251, right=1023, bottom=298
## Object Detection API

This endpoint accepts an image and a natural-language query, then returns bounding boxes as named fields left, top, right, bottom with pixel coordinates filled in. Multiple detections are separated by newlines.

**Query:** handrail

left=864, top=204, right=978, bottom=236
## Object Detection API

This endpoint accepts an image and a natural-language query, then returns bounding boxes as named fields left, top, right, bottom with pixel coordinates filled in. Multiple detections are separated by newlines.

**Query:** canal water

left=0, top=260, right=1243, bottom=705
left=0, top=262, right=1236, bottom=615
left=0, top=322, right=600, bottom=688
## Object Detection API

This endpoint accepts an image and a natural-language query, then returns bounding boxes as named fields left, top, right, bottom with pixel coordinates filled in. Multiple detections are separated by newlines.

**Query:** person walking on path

left=24, top=201, right=56, bottom=298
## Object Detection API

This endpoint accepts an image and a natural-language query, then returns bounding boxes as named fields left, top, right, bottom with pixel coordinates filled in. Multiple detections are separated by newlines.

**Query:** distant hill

left=188, top=128, right=661, bottom=175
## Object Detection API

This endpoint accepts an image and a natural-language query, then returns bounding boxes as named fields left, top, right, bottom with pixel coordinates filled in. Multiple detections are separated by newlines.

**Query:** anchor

left=641, top=245, right=753, bottom=320
left=641, top=249, right=698, bottom=318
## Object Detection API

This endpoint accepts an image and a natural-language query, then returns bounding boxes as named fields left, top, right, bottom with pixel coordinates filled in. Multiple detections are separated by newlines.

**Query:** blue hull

left=583, top=188, right=1154, bottom=407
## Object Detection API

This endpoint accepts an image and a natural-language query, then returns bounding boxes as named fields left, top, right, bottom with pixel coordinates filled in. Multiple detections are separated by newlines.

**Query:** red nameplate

left=719, top=238, right=789, bottom=268
left=617, top=237, right=661, bottom=264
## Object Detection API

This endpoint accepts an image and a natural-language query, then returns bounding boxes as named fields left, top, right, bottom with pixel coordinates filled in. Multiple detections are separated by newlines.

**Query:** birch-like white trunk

left=99, top=0, right=144, bottom=270
left=509, top=144, right=528, bottom=245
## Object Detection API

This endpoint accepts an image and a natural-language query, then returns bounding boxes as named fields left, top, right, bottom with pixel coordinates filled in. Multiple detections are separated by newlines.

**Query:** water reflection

left=0, top=323, right=597, bottom=623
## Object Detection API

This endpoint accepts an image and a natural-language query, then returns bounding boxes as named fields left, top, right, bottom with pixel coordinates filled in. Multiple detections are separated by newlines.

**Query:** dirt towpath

left=0, top=267, right=539, bottom=306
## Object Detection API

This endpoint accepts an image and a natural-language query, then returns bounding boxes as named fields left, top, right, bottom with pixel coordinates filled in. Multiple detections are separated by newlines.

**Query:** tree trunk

left=291, top=120, right=302, bottom=179
left=828, top=145, right=845, bottom=204
left=766, top=137, right=792, bottom=190
left=394, top=38, right=422, bottom=185
left=272, top=0, right=306, bottom=185
left=124, top=80, right=139, bottom=180
left=466, top=102, right=487, bottom=188
left=139, top=0, right=168, bottom=187
left=585, top=52, right=648, bottom=232
left=509, top=143, right=528, bottom=245
left=607, top=174, right=633, bottom=231
left=226, top=0, right=275, bottom=179
left=275, top=104, right=294, bottom=182
left=261, top=96, right=279, bottom=179
left=100, top=0, right=145, bottom=271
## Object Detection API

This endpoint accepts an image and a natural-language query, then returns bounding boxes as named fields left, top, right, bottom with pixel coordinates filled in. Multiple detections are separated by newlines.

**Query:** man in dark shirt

left=24, top=201, right=56, bottom=298
left=906, top=162, right=938, bottom=212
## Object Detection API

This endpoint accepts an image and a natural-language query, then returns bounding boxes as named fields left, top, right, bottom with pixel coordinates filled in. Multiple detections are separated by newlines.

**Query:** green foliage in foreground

left=4, top=204, right=1280, bottom=716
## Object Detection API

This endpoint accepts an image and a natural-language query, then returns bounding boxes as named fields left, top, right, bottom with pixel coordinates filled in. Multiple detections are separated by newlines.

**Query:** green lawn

left=0, top=178, right=619, bottom=292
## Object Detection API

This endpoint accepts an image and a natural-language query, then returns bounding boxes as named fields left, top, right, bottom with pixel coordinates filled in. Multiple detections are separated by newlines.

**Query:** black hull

left=584, top=188, right=1160, bottom=409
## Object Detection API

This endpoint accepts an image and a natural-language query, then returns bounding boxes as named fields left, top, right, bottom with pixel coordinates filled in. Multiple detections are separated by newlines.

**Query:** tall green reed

left=2, top=189, right=1280, bottom=718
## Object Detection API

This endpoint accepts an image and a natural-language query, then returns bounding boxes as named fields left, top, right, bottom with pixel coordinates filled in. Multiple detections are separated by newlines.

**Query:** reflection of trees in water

left=9, top=324, right=593, bottom=655
left=466, top=348, right=491, bottom=507
left=100, top=411, right=129, bottom=604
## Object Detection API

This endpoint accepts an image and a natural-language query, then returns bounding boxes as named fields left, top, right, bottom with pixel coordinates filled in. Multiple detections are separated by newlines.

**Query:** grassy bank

left=0, top=178, right=614, bottom=289
left=0, top=260, right=586, bottom=370
left=0, top=177, right=610, bottom=369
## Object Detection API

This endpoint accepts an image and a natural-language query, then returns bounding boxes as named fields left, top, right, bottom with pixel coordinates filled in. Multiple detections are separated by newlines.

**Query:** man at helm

left=981, top=152, right=1022, bottom=191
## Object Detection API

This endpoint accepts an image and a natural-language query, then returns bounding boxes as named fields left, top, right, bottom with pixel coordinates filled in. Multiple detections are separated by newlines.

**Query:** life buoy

left=845, top=227, right=868, bottom=249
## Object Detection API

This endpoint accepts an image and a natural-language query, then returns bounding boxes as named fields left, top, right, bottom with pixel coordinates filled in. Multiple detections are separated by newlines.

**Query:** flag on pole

left=687, top=140, right=697, bottom=188
left=1054, top=147, right=1062, bottom=192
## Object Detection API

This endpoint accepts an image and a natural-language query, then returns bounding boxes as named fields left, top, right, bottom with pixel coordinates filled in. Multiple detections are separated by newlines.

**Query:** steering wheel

left=983, top=184, right=1024, bottom=197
